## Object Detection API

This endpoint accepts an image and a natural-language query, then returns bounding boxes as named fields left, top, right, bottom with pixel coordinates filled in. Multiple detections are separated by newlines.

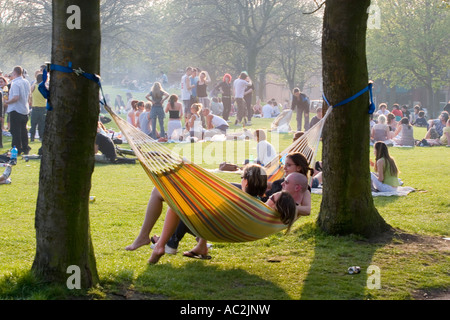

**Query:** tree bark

left=32, top=0, right=100, bottom=287
left=317, top=0, right=391, bottom=237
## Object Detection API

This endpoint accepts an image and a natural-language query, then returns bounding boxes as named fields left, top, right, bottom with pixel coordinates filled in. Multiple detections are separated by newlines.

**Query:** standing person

left=371, top=141, right=400, bottom=192
left=0, top=76, right=9, bottom=148
left=146, top=82, right=169, bottom=140
left=29, top=73, right=47, bottom=142
left=244, top=75, right=254, bottom=125
left=197, top=71, right=211, bottom=110
left=214, top=73, right=233, bottom=122
left=114, top=94, right=125, bottom=113
left=165, top=94, right=183, bottom=140
left=233, top=72, right=249, bottom=125
left=125, top=92, right=133, bottom=111
left=291, top=87, right=310, bottom=131
left=180, top=67, right=193, bottom=125
left=159, top=71, right=168, bottom=86
left=4, top=66, right=31, bottom=155
left=189, top=68, right=199, bottom=107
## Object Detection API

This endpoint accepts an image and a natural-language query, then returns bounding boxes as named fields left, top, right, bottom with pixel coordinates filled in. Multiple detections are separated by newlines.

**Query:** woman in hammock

left=125, top=164, right=296, bottom=264
left=263, top=152, right=312, bottom=217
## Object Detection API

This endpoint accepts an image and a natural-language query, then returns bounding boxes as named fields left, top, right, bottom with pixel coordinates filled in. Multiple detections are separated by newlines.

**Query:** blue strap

left=38, top=68, right=52, bottom=111
left=40, top=63, right=105, bottom=111
left=323, top=82, right=375, bottom=114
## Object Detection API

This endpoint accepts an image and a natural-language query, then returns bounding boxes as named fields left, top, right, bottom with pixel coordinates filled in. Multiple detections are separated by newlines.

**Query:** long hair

left=275, top=191, right=297, bottom=233
left=151, top=81, right=167, bottom=99
left=374, top=141, right=398, bottom=176
left=242, top=164, right=267, bottom=198
left=286, top=152, right=314, bottom=178
left=169, top=94, right=178, bottom=109
left=254, top=129, right=266, bottom=142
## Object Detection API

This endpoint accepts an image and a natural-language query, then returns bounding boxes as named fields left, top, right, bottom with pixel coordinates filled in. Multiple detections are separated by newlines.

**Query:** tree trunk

left=317, top=0, right=391, bottom=237
left=32, top=0, right=100, bottom=288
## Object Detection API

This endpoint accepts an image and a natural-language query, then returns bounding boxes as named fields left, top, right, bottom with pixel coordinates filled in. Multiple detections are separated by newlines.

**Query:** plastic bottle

left=249, top=154, right=254, bottom=164
left=11, top=146, right=18, bottom=161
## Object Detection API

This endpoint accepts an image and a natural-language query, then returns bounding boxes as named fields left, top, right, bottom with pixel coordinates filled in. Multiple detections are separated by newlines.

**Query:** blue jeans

left=150, top=105, right=165, bottom=139
left=296, top=107, right=310, bottom=131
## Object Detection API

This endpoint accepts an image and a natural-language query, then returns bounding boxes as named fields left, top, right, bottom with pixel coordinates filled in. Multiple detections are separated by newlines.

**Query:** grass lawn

left=0, top=86, right=449, bottom=300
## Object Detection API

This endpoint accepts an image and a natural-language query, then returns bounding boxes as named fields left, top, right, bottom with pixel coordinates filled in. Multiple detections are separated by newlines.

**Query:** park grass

left=0, top=94, right=449, bottom=300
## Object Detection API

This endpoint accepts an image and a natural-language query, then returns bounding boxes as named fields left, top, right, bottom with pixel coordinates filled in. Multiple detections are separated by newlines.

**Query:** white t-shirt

left=257, top=140, right=277, bottom=166
left=233, top=78, right=248, bottom=99
left=7, top=77, right=30, bottom=115
left=210, top=114, right=228, bottom=128
left=262, top=104, right=273, bottom=118
left=180, top=74, right=191, bottom=101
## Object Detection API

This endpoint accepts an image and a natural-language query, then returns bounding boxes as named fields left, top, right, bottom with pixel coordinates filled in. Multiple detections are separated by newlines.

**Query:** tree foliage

left=367, top=0, right=450, bottom=114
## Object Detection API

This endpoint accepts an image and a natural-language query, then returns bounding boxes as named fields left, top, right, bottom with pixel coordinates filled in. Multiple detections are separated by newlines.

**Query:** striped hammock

left=104, top=104, right=328, bottom=242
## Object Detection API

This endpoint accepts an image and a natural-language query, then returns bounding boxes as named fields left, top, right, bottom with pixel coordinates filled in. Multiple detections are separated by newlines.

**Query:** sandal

left=183, top=250, right=211, bottom=260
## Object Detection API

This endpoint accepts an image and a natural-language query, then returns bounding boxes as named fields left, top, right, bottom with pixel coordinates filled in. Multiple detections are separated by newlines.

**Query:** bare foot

left=148, top=246, right=165, bottom=264
left=125, top=237, right=151, bottom=251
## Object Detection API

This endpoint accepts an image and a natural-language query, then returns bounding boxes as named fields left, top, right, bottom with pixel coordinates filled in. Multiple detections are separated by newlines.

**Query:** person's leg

left=0, top=117, right=3, bottom=148
left=303, top=109, right=310, bottom=131
left=125, top=187, right=165, bottom=250
left=296, top=108, right=303, bottom=132
left=150, top=117, right=157, bottom=139
left=222, top=97, right=231, bottom=121
left=37, top=109, right=46, bottom=140
left=19, top=113, right=29, bottom=154
left=158, top=112, right=165, bottom=138
left=184, top=238, right=209, bottom=258
left=9, top=111, right=21, bottom=151
left=148, top=207, right=180, bottom=264
left=166, top=220, right=192, bottom=250
left=29, top=109, right=37, bottom=142
left=370, top=172, right=397, bottom=192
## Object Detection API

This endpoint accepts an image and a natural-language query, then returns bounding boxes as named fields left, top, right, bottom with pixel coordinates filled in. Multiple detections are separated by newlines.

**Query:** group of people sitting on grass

left=370, top=102, right=449, bottom=147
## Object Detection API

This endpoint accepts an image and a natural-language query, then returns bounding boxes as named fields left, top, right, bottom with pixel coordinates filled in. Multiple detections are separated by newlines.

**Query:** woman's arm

left=376, top=158, right=385, bottom=182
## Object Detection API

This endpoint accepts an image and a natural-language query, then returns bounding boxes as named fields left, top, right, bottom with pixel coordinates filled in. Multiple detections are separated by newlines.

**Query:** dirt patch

left=364, top=228, right=450, bottom=252
left=413, top=288, right=450, bottom=300
left=108, top=288, right=168, bottom=300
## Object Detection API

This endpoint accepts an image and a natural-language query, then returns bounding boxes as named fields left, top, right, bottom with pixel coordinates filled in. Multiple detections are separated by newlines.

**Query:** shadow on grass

left=129, top=262, right=291, bottom=300
left=297, top=222, right=394, bottom=300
